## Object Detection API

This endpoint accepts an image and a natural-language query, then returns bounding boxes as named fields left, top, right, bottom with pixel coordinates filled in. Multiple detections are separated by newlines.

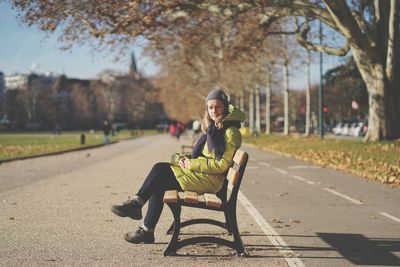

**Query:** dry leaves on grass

left=0, top=144, right=65, bottom=159
left=293, top=150, right=400, bottom=187
left=246, top=135, right=400, bottom=188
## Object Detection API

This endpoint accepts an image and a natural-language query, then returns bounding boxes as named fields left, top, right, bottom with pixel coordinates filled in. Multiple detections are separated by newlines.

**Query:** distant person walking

left=102, top=120, right=112, bottom=144
left=111, top=88, right=245, bottom=244
left=175, top=122, right=184, bottom=140
left=169, top=123, right=176, bottom=137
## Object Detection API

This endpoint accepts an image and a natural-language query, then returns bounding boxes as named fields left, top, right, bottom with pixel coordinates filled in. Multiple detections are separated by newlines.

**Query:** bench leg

left=163, top=203, right=181, bottom=256
left=226, top=206, right=249, bottom=256
left=224, top=210, right=233, bottom=234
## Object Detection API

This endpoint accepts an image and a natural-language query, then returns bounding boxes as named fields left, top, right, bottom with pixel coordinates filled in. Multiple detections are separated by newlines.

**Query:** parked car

left=332, top=122, right=344, bottom=135
left=340, top=122, right=351, bottom=136
left=332, top=120, right=368, bottom=137
left=352, top=121, right=368, bottom=136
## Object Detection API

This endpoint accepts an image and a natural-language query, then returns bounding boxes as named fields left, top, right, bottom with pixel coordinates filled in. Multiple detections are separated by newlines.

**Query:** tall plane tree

left=258, top=0, right=400, bottom=141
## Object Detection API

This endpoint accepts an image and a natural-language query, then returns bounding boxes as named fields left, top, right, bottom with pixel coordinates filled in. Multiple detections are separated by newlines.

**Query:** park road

left=0, top=134, right=285, bottom=267
left=1, top=134, right=399, bottom=266
left=240, top=144, right=400, bottom=267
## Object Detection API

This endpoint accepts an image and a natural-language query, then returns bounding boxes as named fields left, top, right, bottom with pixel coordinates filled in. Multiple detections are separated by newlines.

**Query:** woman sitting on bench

left=111, top=88, right=246, bottom=243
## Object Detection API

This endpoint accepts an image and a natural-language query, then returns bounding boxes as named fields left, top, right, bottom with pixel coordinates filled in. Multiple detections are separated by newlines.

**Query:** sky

left=0, top=2, right=159, bottom=79
left=0, top=2, right=344, bottom=89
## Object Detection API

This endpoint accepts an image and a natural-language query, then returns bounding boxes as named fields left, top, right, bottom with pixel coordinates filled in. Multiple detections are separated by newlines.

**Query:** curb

left=0, top=141, right=118, bottom=164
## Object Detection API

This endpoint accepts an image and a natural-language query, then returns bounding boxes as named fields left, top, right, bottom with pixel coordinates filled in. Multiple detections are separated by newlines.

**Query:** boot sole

left=124, top=237, right=155, bottom=244
left=111, top=207, right=142, bottom=220
left=124, top=234, right=155, bottom=244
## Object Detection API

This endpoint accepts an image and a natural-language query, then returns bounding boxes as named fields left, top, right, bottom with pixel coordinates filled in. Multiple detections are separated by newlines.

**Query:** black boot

left=111, top=198, right=142, bottom=220
left=124, top=226, right=155, bottom=244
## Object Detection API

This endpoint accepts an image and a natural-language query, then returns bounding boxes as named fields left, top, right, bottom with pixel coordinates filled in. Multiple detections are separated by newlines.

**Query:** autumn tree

left=145, top=5, right=283, bottom=123
left=255, top=0, right=399, bottom=141
left=11, top=0, right=398, bottom=140
left=9, top=1, right=284, bottom=123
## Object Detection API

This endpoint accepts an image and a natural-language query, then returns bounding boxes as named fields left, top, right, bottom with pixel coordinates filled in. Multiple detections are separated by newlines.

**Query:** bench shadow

left=316, top=233, right=400, bottom=266
left=159, top=231, right=400, bottom=265
left=246, top=233, right=400, bottom=265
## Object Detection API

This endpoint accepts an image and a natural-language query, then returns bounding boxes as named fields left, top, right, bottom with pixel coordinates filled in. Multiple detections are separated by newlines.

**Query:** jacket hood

left=223, top=104, right=246, bottom=123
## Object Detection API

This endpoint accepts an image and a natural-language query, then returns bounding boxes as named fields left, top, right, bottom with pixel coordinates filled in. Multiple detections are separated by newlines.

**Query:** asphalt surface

left=1, top=134, right=399, bottom=266
left=0, top=134, right=285, bottom=267
left=241, top=145, right=400, bottom=266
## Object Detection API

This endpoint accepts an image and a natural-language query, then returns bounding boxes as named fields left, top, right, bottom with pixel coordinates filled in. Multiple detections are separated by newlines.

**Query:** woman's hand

left=178, top=157, right=191, bottom=169
left=214, top=116, right=223, bottom=125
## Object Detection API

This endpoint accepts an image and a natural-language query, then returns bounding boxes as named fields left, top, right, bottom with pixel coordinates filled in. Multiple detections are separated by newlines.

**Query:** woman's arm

left=188, top=127, right=242, bottom=174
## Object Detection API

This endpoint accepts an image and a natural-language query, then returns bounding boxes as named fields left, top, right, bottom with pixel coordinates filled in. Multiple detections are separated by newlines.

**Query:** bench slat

left=184, top=191, right=198, bottom=204
left=203, top=193, right=222, bottom=208
left=233, top=149, right=246, bottom=166
left=198, top=194, right=206, bottom=203
left=227, top=167, right=240, bottom=186
left=178, top=191, right=185, bottom=199
left=164, top=190, right=178, bottom=203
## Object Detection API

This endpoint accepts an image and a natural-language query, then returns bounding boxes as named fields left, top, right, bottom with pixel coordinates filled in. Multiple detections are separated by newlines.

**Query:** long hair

left=199, top=104, right=230, bottom=160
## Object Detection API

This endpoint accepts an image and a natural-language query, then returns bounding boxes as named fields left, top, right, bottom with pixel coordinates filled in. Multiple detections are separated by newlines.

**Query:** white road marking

left=238, top=190, right=305, bottom=267
left=292, top=175, right=315, bottom=185
left=274, top=168, right=288, bottom=174
left=323, top=188, right=363, bottom=205
left=380, top=212, right=400, bottom=223
left=289, top=165, right=321, bottom=169
left=292, top=175, right=306, bottom=181
left=246, top=166, right=259, bottom=169
left=259, top=162, right=270, bottom=167
left=249, top=158, right=258, bottom=162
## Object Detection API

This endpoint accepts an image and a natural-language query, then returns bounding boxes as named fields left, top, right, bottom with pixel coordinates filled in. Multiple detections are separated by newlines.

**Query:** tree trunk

left=255, top=86, right=261, bottom=133
left=283, top=61, right=290, bottom=135
left=265, top=67, right=271, bottom=134
left=351, top=46, right=400, bottom=141
left=361, top=65, right=400, bottom=141
left=305, top=51, right=311, bottom=136
left=239, top=90, right=244, bottom=111
left=248, top=88, right=254, bottom=134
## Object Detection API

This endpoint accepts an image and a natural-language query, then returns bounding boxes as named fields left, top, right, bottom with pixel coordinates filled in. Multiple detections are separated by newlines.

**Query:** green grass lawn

left=0, top=130, right=156, bottom=161
left=243, top=133, right=400, bottom=188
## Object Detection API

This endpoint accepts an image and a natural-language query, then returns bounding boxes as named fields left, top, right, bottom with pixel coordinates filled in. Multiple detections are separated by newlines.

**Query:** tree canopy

left=9, top=0, right=400, bottom=140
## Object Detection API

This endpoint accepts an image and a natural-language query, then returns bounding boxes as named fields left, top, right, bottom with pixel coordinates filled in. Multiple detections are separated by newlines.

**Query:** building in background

left=4, top=72, right=56, bottom=91
left=4, top=73, right=29, bottom=90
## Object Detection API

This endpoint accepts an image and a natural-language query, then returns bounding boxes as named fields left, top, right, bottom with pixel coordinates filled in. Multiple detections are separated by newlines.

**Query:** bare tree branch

left=294, top=18, right=350, bottom=56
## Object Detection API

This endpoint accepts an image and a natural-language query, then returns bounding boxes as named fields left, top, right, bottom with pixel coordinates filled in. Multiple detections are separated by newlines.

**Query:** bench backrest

left=225, top=149, right=248, bottom=203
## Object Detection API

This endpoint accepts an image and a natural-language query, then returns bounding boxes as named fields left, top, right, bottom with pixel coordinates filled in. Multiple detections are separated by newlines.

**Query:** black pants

left=136, top=162, right=182, bottom=229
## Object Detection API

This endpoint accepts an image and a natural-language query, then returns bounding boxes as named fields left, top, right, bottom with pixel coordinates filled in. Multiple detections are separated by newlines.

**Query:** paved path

left=0, top=135, right=285, bottom=266
left=1, top=134, right=399, bottom=266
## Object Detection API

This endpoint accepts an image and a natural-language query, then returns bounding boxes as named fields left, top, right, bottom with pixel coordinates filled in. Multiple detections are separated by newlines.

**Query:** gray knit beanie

left=205, top=89, right=229, bottom=109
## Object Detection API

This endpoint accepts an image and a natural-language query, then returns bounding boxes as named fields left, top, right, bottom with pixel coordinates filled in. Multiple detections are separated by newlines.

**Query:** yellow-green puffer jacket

left=170, top=104, right=246, bottom=194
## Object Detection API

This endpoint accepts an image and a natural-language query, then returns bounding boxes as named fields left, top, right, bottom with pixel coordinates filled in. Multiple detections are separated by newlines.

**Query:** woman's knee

left=151, top=162, right=170, bottom=172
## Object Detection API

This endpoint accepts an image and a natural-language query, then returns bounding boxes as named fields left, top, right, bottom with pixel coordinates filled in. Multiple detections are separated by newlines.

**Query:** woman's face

left=207, top=99, right=225, bottom=121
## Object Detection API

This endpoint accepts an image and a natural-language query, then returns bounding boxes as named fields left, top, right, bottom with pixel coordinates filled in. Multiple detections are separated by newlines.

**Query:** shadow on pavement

left=317, top=233, right=400, bottom=266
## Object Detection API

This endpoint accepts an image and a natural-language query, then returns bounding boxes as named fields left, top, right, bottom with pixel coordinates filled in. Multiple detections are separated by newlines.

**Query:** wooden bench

left=163, top=149, right=249, bottom=256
